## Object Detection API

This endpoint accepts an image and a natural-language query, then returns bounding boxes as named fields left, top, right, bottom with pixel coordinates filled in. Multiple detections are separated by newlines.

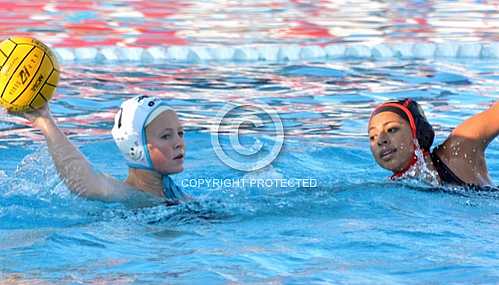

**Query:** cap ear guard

left=371, top=98, right=435, bottom=151
left=128, top=140, right=144, bottom=161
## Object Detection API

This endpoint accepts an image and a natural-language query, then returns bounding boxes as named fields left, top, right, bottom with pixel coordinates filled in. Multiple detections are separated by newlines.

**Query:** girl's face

left=145, top=110, right=185, bottom=175
left=368, top=111, right=415, bottom=172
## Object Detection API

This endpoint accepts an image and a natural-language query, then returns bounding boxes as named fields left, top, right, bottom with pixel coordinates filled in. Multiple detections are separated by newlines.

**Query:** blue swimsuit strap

left=162, top=175, right=185, bottom=200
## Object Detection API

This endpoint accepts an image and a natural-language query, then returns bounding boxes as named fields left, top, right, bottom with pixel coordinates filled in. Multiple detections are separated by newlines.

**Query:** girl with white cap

left=17, top=95, right=188, bottom=206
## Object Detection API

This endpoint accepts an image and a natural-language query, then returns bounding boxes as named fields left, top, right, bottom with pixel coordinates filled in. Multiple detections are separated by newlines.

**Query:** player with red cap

left=368, top=98, right=498, bottom=188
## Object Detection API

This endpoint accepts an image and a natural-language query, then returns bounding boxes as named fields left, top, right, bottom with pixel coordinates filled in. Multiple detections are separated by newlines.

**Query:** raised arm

left=434, top=101, right=498, bottom=185
left=19, top=104, right=143, bottom=203
left=451, top=101, right=499, bottom=151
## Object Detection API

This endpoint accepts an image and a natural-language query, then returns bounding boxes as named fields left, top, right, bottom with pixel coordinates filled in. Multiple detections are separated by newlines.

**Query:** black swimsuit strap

left=430, top=148, right=467, bottom=186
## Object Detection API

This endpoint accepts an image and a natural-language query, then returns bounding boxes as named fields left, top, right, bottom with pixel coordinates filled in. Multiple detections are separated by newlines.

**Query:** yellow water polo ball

left=0, top=37, right=60, bottom=112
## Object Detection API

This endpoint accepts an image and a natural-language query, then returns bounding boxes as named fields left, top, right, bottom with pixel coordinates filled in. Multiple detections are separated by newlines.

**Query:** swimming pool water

left=0, top=59, right=498, bottom=283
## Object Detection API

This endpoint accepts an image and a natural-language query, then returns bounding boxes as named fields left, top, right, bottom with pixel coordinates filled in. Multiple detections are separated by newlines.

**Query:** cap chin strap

left=390, top=153, right=417, bottom=180
left=390, top=149, right=430, bottom=180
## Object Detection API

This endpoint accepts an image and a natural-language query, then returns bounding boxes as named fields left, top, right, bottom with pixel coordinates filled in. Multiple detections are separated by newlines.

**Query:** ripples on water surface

left=0, top=60, right=498, bottom=283
left=2, top=0, right=499, bottom=46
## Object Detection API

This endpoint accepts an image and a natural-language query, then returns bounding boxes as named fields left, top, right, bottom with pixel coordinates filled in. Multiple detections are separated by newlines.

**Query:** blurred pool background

left=0, top=1, right=498, bottom=284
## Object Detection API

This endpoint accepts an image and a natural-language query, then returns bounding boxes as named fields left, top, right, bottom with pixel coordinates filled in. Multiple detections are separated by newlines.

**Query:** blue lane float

left=279, top=65, right=347, bottom=77
left=54, top=42, right=499, bottom=63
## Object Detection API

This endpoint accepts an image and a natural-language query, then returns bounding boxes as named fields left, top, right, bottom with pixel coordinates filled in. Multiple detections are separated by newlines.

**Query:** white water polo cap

left=112, top=95, right=173, bottom=169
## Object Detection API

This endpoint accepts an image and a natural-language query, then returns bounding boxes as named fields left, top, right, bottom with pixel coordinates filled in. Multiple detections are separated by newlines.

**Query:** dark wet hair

left=371, top=98, right=435, bottom=151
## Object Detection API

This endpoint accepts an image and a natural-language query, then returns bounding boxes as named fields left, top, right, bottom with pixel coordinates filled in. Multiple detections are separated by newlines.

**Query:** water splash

left=393, top=139, right=440, bottom=187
